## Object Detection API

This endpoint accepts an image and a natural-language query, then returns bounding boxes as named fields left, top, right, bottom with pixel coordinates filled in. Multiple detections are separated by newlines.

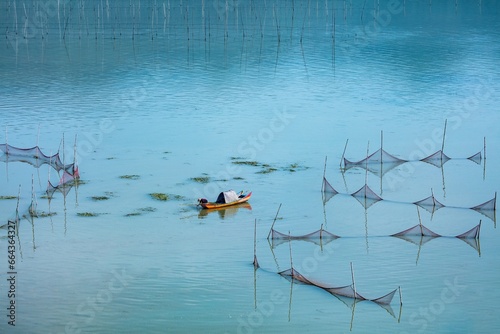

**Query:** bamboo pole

left=441, top=119, right=447, bottom=153
left=340, top=138, right=348, bottom=169
left=350, top=262, right=357, bottom=299
left=267, top=203, right=282, bottom=239
left=322, top=156, right=327, bottom=192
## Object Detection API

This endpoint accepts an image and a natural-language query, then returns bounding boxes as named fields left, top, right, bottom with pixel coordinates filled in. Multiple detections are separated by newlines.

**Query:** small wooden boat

left=198, top=192, right=252, bottom=209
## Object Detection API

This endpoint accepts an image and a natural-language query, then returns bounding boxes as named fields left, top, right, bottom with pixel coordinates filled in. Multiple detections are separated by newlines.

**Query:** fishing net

left=322, top=177, right=338, bottom=203
left=391, top=224, right=441, bottom=238
left=0, top=144, right=75, bottom=172
left=413, top=194, right=445, bottom=213
left=278, top=267, right=398, bottom=305
left=344, top=149, right=408, bottom=176
left=46, top=168, right=80, bottom=198
left=351, top=184, right=383, bottom=209
left=420, top=150, right=451, bottom=168
left=467, top=152, right=482, bottom=164
left=270, top=227, right=340, bottom=247
left=392, top=222, right=481, bottom=240
left=391, top=222, right=482, bottom=257
left=455, top=223, right=481, bottom=239
left=471, top=194, right=497, bottom=221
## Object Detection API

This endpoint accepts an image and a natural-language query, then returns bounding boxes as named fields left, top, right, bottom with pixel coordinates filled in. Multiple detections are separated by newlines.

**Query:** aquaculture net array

left=278, top=267, right=400, bottom=307
left=322, top=176, right=496, bottom=220
left=0, top=143, right=77, bottom=174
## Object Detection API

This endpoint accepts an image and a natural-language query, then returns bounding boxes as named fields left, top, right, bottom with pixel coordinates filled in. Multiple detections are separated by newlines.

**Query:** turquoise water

left=1, top=1, right=500, bottom=333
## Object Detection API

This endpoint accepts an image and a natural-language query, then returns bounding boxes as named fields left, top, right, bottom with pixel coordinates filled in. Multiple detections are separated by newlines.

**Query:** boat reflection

left=198, top=202, right=252, bottom=219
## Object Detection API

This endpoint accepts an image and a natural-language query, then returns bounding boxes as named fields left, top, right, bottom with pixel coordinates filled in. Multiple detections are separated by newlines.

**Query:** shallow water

left=1, top=1, right=500, bottom=333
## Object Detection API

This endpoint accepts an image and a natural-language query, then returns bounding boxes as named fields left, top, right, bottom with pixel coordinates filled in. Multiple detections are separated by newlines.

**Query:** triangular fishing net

left=323, top=284, right=366, bottom=301
left=344, top=149, right=407, bottom=176
left=271, top=228, right=340, bottom=241
left=270, top=228, right=340, bottom=247
left=0, top=143, right=76, bottom=172
left=322, top=177, right=338, bottom=195
left=46, top=169, right=80, bottom=199
left=392, top=234, right=437, bottom=247
left=470, top=195, right=496, bottom=222
left=413, top=194, right=445, bottom=213
left=391, top=224, right=441, bottom=238
left=471, top=195, right=496, bottom=212
left=467, top=151, right=482, bottom=165
left=351, top=184, right=383, bottom=209
left=279, top=267, right=398, bottom=307
left=344, top=148, right=407, bottom=166
left=370, top=288, right=398, bottom=306
left=420, top=150, right=450, bottom=168
left=455, top=222, right=481, bottom=239
left=322, top=177, right=338, bottom=203
left=278, top=268, right=316, bottom=286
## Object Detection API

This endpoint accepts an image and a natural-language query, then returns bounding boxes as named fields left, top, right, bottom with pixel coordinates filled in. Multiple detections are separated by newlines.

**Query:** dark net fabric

left=271, top=228, right=340, bottom=241
left=420, top=150, right=450, bottom=168
left=391, top=224, right=441, bottom=238
left=455, top=223, right=481, bottom=239
left=467, top=151, right=482, bottom=164
left=344, top=148, right=407, bottom=167
left=278, top=267, right=397, bottom=305
left=0, top=144, right=76, bottom=172
left=413, top=194, right=445, bottom=213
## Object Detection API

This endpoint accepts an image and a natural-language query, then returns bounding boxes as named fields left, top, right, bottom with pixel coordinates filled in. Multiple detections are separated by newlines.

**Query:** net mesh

left=344, top=148, right=408, bottom=166
left=455, top=222, right=481, bottom=240
left=278, top=267, right=397, bottom=305
left=391, top=224, right=441, bottom=238
left=322, top=177, right=338, bottom=195
left=467, top=151, right=482, bottom=164
left=420, top=150, right=451, bottom=168
left=351, top=184, right=383, bottom=209
left=470, top=194, right=496, bottom=221
left=46, top=168, right=80, bottom=198
left=413, top=194, right=445, bottom=213
left=270, top=227, right=340, bottom=247
left=0, top=143, right=76, bottom=172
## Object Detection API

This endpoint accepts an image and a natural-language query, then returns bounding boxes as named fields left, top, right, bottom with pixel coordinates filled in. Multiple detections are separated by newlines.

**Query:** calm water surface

left=1, top=1, right=500, bottom=333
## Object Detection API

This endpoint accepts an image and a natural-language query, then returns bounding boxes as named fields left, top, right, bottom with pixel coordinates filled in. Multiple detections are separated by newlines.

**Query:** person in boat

left=198, top=190, right=244, bottom=205
left=215, top=190, right=240, bottom=204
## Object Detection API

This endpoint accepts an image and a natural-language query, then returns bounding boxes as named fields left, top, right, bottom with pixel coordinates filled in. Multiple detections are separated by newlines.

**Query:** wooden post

left=340, top=138, right=348, bottom=168
left=350, top=262, right=357, bottom=299
left=267, top=203, right=282, bottom=239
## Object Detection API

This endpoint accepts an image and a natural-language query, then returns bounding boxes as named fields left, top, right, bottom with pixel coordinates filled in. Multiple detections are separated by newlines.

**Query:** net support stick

left=267, top=203, right=282, bottom=240
left=340, top=138, right=348, bottom=168
left=441, top=119, right=447, bottom=153
left=322, top=156, right=327, bottom=192
left=484, top=137, right=487, bottom=160
left=350, top=262, right=357, bottom=299
left=399, top=286, right=403, bottom=305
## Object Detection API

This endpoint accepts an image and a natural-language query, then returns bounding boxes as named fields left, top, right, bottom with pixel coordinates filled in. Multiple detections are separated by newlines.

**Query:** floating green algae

left=150, top=193, right=169, bottom=201
left=256, top=167, right=278, bottom=174
left=120, top=175, right=140, bottom=180
left=139, top=207, right=157, bottom=212
left=91, top=196, right=110, bottom=201
left=77, top=212, right=100, bottom=217
left=191, top=176, right=210, bottom=183
left=125, top=206, right=157, bottom=217
left=0, top=196, right=17, bottom=200
left=231, top=160, right=260, bottom=166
